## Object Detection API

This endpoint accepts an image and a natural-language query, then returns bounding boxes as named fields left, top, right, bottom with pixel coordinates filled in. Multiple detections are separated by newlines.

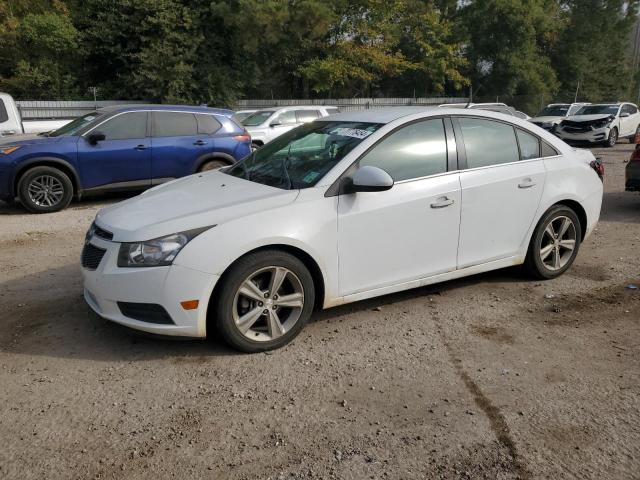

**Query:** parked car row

left=530, top=102, right=640, bottom=147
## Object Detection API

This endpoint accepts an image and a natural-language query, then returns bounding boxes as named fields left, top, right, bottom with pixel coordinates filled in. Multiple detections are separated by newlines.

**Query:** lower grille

left=81, top=243, right=107, bottom=270
left=117, top=302, right=175, bottom=325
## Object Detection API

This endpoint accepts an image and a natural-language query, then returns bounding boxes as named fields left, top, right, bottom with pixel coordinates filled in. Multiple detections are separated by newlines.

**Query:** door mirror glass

left=269, top=121, right=281, bottom=127
left=87, top=132, right=105, bottom=145
left=348, top=166, right=394, bottom=193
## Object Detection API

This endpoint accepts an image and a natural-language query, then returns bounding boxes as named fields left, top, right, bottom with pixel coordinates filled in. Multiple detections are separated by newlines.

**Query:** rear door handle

left=518, top=178, right=537, bottom=189
left=430, top=197, right=455, bottom=208
left=134, top=144, right=147, bottom=150
left=194, top=140, right=207, bottom=146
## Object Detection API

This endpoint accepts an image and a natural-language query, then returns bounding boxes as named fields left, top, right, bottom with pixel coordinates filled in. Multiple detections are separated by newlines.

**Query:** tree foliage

left=0, top=0, right=638, bottom=108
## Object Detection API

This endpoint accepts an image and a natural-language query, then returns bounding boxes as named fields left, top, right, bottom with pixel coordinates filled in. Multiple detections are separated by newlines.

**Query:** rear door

left=151, top=111, right=206, bottom=181
left=77, top=111, right=151, bottom=190
left=454, top=117, right=546, bottom=268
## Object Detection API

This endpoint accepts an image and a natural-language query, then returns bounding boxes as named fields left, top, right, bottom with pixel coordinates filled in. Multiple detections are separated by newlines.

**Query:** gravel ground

left=0, top=144, right=638, bottom=480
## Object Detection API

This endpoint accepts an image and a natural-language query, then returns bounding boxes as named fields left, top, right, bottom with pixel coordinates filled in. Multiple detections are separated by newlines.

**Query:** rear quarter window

left=196, top=114, right=222, bottom=135
left=0, top=99, right=8, bottom=123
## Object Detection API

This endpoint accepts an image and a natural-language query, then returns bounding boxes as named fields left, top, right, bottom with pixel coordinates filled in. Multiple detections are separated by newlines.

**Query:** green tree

left=460, top=0, right=562, bottom=111
left=553, top=0, right=640, bottom=103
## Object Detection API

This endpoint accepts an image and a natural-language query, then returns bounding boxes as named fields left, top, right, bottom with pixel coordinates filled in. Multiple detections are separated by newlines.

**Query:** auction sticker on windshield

left=330, top=128, right=374, bottom=139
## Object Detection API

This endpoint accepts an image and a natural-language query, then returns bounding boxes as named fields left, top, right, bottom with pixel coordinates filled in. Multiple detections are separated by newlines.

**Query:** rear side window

left=0, top=99, right=8, bottom=123
left=459, top=118, right=519, bottom=168
left=325, top=107, right=340, bottom=115
left=516, top=129, right=540, bottom=160
left=359, top=119, right=448, bottom=181
left=541, top=141, right=559, bottom=157
left=153, top=112, right=197, bottom=137
left=295, top=110, right=320, bottom=123
left=196, top=114, right=221, bottom=135
left=97, top=112, right=147, bottom=140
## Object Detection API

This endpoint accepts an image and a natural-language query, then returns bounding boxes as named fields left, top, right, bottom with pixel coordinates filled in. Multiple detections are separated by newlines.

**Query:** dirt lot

left=0, top=144, right=639, bottom=480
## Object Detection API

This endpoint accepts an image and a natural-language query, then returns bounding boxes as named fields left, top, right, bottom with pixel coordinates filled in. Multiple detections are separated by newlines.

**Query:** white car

left=82, top=108, right=603, bottom=352
left=556, top=103, right=640, bottom=147
left=242, top=106, right=339, bottom=149
left=0, top=92, right=72, bottom=137
left=529, top=103, right=590, bottom=132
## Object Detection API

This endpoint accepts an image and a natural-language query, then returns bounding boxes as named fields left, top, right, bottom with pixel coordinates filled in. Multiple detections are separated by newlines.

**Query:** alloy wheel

left=27, top=175, right=65, bottom=207
left=539, top=215, right=577, bottom=271
left=232, top=266, right=305, bottom=342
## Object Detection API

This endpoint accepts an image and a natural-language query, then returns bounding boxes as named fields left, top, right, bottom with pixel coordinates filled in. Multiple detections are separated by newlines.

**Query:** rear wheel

left=524, top=205, right=582, bottom=279
left=214, top=250, right=315, bottom=352
left=17, top=166, right=73, bottom=213
left=198, top=159, right=227, bottom=172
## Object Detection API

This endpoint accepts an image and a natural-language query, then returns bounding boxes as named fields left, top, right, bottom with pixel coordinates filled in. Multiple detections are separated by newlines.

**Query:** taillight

left=590, top=158, right=604, bottom=181
left=630, top=145, right=640, bottom=163
left=233, top=133, right=251, bottom=142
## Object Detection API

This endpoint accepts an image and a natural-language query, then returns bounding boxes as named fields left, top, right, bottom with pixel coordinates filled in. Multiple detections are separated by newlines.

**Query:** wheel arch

left=193, top=152, right=236, bottom=173
left=553, top=199, right=588, bottom=240
left=14, top=157, right=81, bottom=198
left=206, top=244, right=326, bottom=335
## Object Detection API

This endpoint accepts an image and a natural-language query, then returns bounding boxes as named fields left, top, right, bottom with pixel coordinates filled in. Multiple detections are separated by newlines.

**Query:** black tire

left=213, top=250, right=315, bottom=353
left=524, top=205, right=582, bottom=280
left=250, top=142, right=261, bottom=152
left=198, top=159, right=227, bottom=172
left=17, top=166, right=73, bottom=213
left=605, top=127, right=618, bottom=148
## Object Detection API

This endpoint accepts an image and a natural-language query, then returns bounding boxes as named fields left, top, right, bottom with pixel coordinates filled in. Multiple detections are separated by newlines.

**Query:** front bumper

left=81, top=235, right=219, bottom=337
left=556, top=126, right=610, bottom=144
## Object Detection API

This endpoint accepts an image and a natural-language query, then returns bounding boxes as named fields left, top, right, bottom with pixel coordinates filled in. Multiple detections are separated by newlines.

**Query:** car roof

left=253, top=105, right=337, bottom=113
left=97, top=104, right=234, bottom=116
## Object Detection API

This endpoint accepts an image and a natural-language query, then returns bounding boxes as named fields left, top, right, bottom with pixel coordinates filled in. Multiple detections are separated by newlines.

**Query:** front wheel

left=198, top=159, right=227, bottom=172
left=17, top=166, right=73, bottom=213
left=214, top=250, right=315, bottom=352
left=605, top=127, right=618, bottom=147
left=524, top=205, right=582, bottom=279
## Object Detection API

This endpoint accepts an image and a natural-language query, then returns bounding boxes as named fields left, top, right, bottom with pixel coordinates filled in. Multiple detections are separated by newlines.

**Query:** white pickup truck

left=0, top=92, right=72, bottom=137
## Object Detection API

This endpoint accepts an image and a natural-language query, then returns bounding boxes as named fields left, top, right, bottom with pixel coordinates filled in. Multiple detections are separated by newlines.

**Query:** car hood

left=0, top=133, right=74, bottom=147
left=95, top=171, right=299, bottom=242
left=563, top=114, right=613, bottom=123
left=530, top=116, right=563, bottom=124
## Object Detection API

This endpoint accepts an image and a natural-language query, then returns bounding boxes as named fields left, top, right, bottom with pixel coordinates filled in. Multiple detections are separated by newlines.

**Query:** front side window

left=96, top=112, right=147, bottom=140
left=51, top=112, right=104, bottom=137
left=516, top=129, right=540, bottom=160
left=623, top=104, right=638, bottom=115
left=459, top=118, right=519, bottom=168
left=296, top=110, right=320, bottom=123
left=359, top=119, right=448, bottom=181
left=153, top=112, right=197, bottom=137
left=241, top=111, right=275, bottom=127
left=275, top=110, right=297, bottom=125
left=226, top=121, right=383, bottom=189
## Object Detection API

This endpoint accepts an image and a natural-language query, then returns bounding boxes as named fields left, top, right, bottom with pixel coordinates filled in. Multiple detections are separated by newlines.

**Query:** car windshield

left=575, top=105, right=619, bottom=116
left=537, top=105, right=570, bottom=116
left=242, top=111, right=275, bottom=127
left=226, top=121, right=383, bottom=190
left=47, top=112, right=104, bottom=137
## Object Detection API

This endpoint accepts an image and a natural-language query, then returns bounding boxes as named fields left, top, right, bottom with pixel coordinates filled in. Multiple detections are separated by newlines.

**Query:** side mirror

left=620, top=112, right=630, bottom=118
left=269, top=121, right=281, bottom=128
left=87, top=132, right=105, bottom=145
left=346, top=166, right=394, bottom=193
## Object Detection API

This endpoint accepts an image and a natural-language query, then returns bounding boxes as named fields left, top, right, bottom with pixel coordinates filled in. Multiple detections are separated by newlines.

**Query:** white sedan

left=81, top=108, right=603, bottom=352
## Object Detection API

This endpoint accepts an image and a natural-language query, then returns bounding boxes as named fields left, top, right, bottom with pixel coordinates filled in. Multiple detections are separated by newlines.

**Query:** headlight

left=117, top=226, right=212, bottom=268
left=0, top=145, right=21, bottom=155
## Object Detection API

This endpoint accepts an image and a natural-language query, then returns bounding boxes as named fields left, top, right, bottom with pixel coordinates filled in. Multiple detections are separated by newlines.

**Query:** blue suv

left=0, top=105, right=251, bottom=213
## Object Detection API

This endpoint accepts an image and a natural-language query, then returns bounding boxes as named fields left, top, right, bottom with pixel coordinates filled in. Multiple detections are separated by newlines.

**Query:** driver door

left=337, top=118, right=461, bottom=296
left=77, top=111, right=151, bottom=190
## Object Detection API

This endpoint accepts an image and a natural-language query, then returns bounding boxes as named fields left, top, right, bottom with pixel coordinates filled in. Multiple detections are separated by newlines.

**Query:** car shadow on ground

left=0, top=192, right=138, bottom=215
left=0, top=261, right=534, bottom=362
left=601, top=191, right=640, bottom=223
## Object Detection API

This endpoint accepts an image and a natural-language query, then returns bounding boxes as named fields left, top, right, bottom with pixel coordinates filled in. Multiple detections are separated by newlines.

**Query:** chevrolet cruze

left=81, top=108, right=603, bottom=352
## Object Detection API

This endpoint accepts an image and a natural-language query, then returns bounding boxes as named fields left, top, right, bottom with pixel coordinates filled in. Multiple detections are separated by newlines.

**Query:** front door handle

left=194, top=140, right=207, bottom=146
left=518, top=178, right=537, bottom=189
left=430, top=197, right=455, bottom=208
left=134, top=144, right=147, bottom=150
